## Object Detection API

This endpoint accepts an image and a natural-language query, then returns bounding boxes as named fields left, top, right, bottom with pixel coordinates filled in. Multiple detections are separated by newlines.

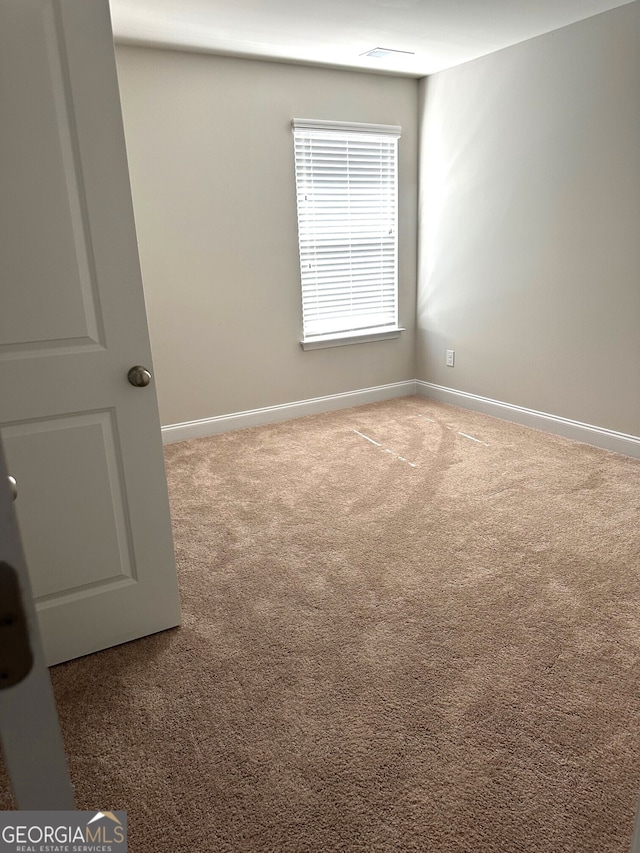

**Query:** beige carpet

left=2, top=396, right=640, bottom=852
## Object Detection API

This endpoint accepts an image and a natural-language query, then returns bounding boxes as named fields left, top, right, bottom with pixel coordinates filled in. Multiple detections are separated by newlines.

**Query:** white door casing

left=0, top=0, right=181, bottom=665
left=0, top=440, right=74, bottom=808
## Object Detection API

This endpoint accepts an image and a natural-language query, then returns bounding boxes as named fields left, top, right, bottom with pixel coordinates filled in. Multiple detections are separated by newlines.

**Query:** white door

left=0, top=441, right=74, bottom=808
left=0, top=0, right=181, bottom=666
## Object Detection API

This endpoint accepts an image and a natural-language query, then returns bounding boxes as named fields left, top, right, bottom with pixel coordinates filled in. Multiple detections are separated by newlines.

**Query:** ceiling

left=109, top=0, right=635, bottom=77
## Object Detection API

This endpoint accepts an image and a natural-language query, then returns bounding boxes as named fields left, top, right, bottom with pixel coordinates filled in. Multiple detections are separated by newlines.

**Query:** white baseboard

left=416, top=380, right=640, bottom=459
left=162, top=378, right=640, bottom=457
left=161, top=380, right=416, bottom=444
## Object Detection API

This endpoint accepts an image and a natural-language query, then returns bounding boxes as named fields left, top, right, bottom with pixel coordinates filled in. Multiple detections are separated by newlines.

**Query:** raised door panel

left=2, top=412, right=135, bottom=602
left=0, top=1, right=102, bottom=356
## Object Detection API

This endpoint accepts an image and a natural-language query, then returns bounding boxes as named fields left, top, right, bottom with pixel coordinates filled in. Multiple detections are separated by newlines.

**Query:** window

left=292, top=119, right=402, bottom=349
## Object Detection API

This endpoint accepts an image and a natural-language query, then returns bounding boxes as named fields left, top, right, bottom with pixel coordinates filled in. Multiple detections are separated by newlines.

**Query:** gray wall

left=417, top=2, right=640, bottom=436
left=115, top=47, right=418, bottom=427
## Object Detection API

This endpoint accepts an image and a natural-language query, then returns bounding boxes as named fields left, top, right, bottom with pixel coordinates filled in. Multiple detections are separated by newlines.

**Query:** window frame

left=292, top=119, right=404, bottom=350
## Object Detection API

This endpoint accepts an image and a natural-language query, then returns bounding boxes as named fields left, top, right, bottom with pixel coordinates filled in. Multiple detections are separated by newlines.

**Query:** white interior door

left=0, top=0, right=181, bottom=665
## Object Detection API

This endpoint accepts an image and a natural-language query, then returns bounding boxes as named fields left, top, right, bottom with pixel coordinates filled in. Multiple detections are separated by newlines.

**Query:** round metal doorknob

left=8, top=476, right=17, bottom=501
left=127, top=365, right=152, bottom=387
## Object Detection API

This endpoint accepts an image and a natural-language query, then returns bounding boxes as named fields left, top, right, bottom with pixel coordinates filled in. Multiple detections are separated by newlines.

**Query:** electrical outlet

left=446, top=349, right=455, bottom=367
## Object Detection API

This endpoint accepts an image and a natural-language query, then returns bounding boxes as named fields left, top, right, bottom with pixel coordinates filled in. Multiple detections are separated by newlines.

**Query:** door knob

left=127, top=366, right=152, bottom=387
left=7, top=476, right=17, bottom=501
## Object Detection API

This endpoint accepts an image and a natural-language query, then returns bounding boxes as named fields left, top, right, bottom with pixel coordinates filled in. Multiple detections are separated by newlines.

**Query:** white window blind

left=292, top=119, right=401, bottom=344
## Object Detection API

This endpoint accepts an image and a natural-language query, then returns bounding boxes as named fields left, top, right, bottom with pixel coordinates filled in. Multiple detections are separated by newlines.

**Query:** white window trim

left=300, top=326, right=406, bottom=351
left=292, top=118, right=403, bottom=349
left=293, top=119, right=402, bottom=136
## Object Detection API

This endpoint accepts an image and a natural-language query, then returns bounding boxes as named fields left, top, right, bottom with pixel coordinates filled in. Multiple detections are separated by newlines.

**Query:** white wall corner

left=161, top=380, right=417, bottom=443
left=416, top=381, right=640, bottom=459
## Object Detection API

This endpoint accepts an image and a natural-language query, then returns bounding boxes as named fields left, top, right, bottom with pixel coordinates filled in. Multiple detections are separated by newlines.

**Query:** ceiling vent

left=361, top=47, right=415, bottom=58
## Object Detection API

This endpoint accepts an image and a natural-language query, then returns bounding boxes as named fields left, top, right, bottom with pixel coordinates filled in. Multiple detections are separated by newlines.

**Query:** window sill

left=301, top=327, right=405, bottom=351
